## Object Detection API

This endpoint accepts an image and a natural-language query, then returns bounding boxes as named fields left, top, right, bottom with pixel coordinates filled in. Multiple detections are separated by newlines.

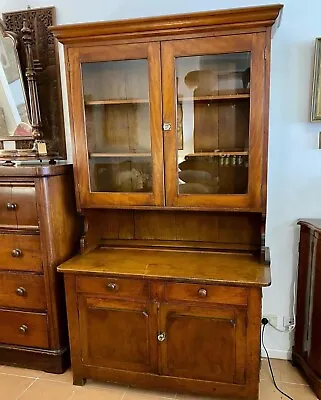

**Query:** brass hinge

left=264, top=48, right=267, bottom=60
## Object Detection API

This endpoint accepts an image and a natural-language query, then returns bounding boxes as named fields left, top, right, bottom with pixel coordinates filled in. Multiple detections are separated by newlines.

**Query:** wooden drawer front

left=0, top=309, right=49, bottom=348
left=0, top=234, right=42, bottom=272
left=76, top=276, right=149, bottom=300
left=0, top=183, right=15, bottom=227
left=0, top=183, right=38, bottom=229
left=12, top=184, right=38, bottom=229
left=0, top=273, right=46, bottom=310
left=164, top=283, right=248, bottom=306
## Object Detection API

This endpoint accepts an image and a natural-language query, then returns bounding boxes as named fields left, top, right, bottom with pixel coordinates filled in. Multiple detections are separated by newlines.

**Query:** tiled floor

left=0, top=359, right=317, bottom=400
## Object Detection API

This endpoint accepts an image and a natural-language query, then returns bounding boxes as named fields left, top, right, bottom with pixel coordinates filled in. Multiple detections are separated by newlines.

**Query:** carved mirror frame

left=0, top=19, right=48, bottom=160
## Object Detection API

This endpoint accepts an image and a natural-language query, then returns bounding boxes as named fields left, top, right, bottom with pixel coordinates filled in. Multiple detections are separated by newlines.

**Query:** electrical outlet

left=263, top=314, right=278, bottom=327
left=283, top=316, right=295, bottom=328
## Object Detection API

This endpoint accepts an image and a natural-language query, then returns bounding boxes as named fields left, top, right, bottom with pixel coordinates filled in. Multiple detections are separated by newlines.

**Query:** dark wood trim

left=298, top=219, right=321, bottom=233
left=0, top=164, right=73, bottom=178
left=0, top=343, right=70, bottom=374
left=292, top=351, right=321, bottom=399
left=50, top=5, right=283, bottom=44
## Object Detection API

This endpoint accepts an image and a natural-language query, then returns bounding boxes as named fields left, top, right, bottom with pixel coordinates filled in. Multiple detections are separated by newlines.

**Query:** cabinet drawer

left=76, top=276, right=149, bottom=300
left=0, top=273, right=46, bottom=310
left=164, top=282, right=248, bottom=306
left=0, top=183, right=38, bottom=229
left=0, top=309, right=49, bottom=348
left=0, top=234, right=42, bottom=272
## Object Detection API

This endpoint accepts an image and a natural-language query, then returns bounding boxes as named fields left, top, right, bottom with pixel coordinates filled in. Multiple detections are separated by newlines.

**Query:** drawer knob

left=16, top=287, right=26, bottom=296
left=7, top=202, right=17, bottom=210
left=11, top=249, right=22, bottom=258
left=198, top=288, right=208, bottom=297
left=157, top=332, right=166, bottom=342
left=19, top=324, right=28, bottom=334
left=107, top=282, right=119, bottom=292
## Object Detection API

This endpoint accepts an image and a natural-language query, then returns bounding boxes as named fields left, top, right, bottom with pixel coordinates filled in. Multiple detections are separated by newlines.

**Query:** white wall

left=2, top=0, right=321, bottom=359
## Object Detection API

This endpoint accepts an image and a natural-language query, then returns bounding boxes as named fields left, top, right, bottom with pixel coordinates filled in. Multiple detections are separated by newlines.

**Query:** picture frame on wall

left=311, top=38, right=321, bottom=121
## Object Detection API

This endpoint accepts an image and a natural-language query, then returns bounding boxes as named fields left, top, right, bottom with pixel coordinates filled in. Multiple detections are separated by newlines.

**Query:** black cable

left=261, top=321, right=295, bottom=400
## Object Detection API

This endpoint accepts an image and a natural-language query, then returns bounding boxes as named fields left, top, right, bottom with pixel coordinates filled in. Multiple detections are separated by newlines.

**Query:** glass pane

left=176, top=53, right=250, bottom=195
left=82, top=59, right=152, bottom=193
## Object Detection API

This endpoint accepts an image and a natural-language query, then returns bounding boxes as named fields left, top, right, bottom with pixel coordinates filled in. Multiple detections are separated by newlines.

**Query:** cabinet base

left=292, top=351, right=321, bottom=399
left=73, top=365, right=258, bottom=399
left=0, top=344, right=70, bottom=374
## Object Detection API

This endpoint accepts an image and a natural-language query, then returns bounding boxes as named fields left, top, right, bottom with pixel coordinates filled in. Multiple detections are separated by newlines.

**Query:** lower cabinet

left=159, top=303, right=246, bottom=384
left=78, top=297, right=158, bottom=373
left=64, top=274, right=261, bottom=399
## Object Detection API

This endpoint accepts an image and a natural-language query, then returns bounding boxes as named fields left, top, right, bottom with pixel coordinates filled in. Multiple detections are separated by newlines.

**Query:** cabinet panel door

left=307, top=235, right=321, bottom=375
left=162, top=33, right=265, bottom=209
left=159, top=303, right=246, bottom=384
left=68, top=42, right=164, bottom=207
left=78, top=296, right=158, bottom=373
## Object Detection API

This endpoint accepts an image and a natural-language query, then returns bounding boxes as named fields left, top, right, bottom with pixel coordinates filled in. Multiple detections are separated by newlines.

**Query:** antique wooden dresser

left=0, top=164, right=79, bottom=373
left=293, top=219, right=321, bottom=399
left=51, top=4, right=283, bottom=398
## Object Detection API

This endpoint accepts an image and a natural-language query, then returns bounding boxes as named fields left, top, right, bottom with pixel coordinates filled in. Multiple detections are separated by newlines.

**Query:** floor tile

left=124, top=386, right=176, bottom=399
left=260, top=358, right=281, bottom=382
left=39, top=368, right=73, bottom=384
left=73, top=380, right=126, bottom=400
left=273, top=359, right=308, bottom=385
left=0, top=373, right=35, bottom=400
left=259, top=379, right=283, bottom=400
left=18, top=379, right=76, bottom=400
left=279, top=382, right=318, bottom=399
left=0, top=365, right=42, bottom=378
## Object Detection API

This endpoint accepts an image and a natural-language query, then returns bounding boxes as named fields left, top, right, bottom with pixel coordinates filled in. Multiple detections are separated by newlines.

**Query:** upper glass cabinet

left=71, top=42, right=164, bottom=207
left=82, top=59, right=152, bottom=194
left=175, top=52, right=250, bottom=196
left=69, top=34, right=265, bottom=209
left=162, top=34, right=265, bottom=209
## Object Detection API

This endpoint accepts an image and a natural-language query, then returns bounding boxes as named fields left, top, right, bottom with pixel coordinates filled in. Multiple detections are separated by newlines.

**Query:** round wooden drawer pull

left=16, top=287, right=26, bottom=296
left=19, top=324, right=28, bottom=334
left=7, top=202, right=17, bottom=210
left=107, top=282, right=119, bottom=292
left=11, top=249, right=22, bottom=258
left=198, top=288, right=208, bottom=297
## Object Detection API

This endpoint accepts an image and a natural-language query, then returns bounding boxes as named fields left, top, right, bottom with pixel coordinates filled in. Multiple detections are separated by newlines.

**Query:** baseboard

left=261, top=348, right=291, bottom=360
left=0, top=344, right=70, bottom=373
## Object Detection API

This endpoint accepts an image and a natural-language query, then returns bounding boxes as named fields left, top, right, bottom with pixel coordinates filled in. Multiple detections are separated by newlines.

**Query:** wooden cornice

left=50, top=4, right=283, bottom=44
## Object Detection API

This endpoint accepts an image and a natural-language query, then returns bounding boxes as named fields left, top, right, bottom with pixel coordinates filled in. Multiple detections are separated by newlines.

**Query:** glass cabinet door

left=162, top=34, right=265, bottom=209
left=70, top=43, right=164, bottom=207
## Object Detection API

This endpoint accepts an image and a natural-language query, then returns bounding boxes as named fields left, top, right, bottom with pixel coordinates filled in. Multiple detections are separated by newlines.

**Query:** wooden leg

left=73, top=376, right=86, bottom=386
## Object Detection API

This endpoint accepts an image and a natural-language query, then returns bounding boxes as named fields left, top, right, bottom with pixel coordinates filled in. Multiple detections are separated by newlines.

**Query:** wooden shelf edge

left=89, top=152, right=151, bottom=158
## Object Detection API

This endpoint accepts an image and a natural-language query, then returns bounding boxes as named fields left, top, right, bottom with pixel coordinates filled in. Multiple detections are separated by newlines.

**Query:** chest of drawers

left=0, top=164, right=79, bottom=373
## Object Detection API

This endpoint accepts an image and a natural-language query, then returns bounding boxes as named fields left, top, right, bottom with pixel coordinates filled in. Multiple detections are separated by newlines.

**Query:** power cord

left=261, top=318, right=294, bottom=400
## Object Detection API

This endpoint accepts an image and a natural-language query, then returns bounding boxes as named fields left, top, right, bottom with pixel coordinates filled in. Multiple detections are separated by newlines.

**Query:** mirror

left=0, top=20, right=32, bottom=140
left=0, top=20, right=48, bottom=160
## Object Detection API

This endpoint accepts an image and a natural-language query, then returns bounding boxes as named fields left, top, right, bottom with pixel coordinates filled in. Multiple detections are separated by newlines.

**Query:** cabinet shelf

left=178, top=93, right=250, bottom=102
left=186, top=151, right=248, bottom=157
left=85, top=99, right=149, bottom=105
left=84, top=93, right=249, bottom=106
left=89, top=152, right=151, bottom=158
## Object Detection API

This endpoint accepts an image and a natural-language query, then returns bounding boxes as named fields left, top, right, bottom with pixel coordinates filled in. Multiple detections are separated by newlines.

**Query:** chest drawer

left=0, top=183, right=38, bottom=229
left=164, top=282, right=248, bottom=306
left=76, top=276, right=150, bottom=300
left=0, top=233, right=42, bottom=272
left=0, top=309, right=49, bottom=348
left=0, top=272, right=46, bottom=310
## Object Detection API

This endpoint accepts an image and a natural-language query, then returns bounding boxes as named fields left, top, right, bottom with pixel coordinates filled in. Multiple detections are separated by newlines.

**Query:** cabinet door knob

left=157, top=332, right=166, bottom=342
left=11, top=249, right=22, bottom=258
left=107, top=282, right=119, bottom=292
left=198, top=288, right=207, bottom=297
left=7, top=202, right=17, bottom=210
left=19, top=324, right=28, bottom=334
left=16, top=287, right=26, bottom=296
